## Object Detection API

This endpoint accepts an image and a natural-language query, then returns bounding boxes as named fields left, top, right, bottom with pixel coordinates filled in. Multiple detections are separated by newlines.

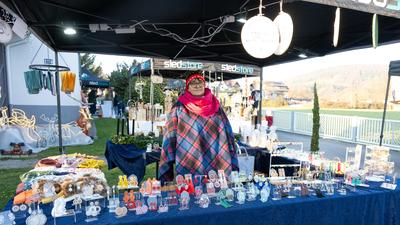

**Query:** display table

left=4, top=181, right=400, bottom=225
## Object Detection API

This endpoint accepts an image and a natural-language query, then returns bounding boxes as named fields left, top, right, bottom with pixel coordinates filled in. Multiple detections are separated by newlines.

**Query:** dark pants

left=89, top=104, right=96, bottom=115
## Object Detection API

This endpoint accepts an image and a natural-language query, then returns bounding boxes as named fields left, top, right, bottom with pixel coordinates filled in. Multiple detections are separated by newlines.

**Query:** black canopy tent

left=2, top=0, right=400, bottom=152
left=80, top=67, right=110, bottom=88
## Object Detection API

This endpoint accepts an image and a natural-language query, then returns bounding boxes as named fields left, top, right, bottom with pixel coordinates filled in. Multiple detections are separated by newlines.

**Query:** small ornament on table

left=194, top=186, right=203, bottom=203
left=178, top=191, right=190, bottom=211
left=206, top=182, right=216, bottom=197
left=115, top=206, right=127, bottom=218
left=51, top=198, right=67, bottom=217
left=166, top=191, right=178, bottom=206
left=225, top=188, right=234, bottom=202
left=175, top=175, right=189, bottom=194
left=128, top=175, right=138, bottom=188
left=260, top=186, right=270, bottom=202
left=215, top=190, right=226, bottom=205
left=246, top=184, right=257, bottom=201
left=147, top=195, right=158, bottom=211
left=157, top=198, right=169, bottom=213
left=139, top=178, right=153, bottom=196
left=218, top=170, right=228, bottom=189
left=135, top=205, right=148, bottom=215
left=184, top=174, right=195, bottom=194
left=198, top=194, right=210, bottom=208
left=236, top=190, right=246, bottom=204
left=151, top=178, right=161, bottom=196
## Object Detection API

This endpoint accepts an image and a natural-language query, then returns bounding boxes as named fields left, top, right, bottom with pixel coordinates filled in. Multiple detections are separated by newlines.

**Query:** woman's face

left=188, top=78, right=205, bottom=96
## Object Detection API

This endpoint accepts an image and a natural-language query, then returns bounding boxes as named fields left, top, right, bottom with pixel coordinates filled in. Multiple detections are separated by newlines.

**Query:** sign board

left=129, top=58, right=261, bottom=78
left=214, top=63, right=261, bottom=76
left=153, top=58, right=214, bottom=71
left=151, top=75, right=163, bottom=84
left=130, top=60, right=151, bottom=76
left=299, top=0, right=400, bottom=19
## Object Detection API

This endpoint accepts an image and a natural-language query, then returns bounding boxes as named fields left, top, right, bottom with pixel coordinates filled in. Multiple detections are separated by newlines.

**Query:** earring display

left=72, top=196, right=83, bottom=213
left=85, top=201, right=101, bottom=222
left=25, top=205, right=47, bottom=225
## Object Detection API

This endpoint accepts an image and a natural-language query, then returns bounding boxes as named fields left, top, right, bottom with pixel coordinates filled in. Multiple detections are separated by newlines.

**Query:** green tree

left=80, top=53, right=103, bottom=77
left=109, top=62, right=165, bottom=105
left=310, top=83, right=320, bottom=153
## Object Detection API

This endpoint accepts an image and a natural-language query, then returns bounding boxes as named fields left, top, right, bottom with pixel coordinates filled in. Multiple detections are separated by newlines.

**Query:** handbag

left=236, top=144, right=255, bottom=178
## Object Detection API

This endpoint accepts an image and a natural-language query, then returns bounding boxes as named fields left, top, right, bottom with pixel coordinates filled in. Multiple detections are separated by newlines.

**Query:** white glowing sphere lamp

left=274, top=12, right=293, bottom=55
left=241, top=15, right=279, bottom=59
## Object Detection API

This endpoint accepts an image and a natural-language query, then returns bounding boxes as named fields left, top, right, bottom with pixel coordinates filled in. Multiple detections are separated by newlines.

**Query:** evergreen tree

left=80, top=53, right=103, bottom=77
left=310, top=82, right=320, bottom=152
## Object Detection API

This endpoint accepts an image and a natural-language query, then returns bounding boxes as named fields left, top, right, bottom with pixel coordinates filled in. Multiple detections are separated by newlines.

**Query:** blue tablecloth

left=104, top=140, right=146, bottom=182
left=5, top=181, right=400, bottom=225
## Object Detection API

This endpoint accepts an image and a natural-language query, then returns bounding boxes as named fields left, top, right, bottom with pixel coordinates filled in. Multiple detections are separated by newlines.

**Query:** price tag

left=381, top=183, right=397, bottom=190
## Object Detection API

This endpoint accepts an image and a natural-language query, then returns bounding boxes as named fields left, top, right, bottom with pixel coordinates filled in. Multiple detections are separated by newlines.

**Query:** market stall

left=1, top=1, right=400, bottom=225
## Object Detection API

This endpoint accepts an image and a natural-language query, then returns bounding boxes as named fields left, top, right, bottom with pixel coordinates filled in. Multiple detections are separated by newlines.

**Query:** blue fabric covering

left=104, top=140, right=146, bottom=182
left=4, top=181, right=400, bottom=225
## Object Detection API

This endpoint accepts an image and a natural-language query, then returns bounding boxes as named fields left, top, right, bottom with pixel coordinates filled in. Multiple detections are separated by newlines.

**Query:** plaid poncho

left=159, top=102, right=239, bottom=182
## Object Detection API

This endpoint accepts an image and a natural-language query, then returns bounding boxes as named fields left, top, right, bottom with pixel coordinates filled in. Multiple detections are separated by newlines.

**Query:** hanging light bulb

left=333, top=7, right=341, bottom=47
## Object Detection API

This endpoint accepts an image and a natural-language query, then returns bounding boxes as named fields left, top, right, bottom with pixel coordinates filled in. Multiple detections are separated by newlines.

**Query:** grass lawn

left=0, top=118, right=156, bottom=210
left=273, top=108, right=400, bottom=120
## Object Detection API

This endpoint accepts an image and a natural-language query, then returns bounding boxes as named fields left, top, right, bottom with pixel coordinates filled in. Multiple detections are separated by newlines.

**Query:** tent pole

left=55, top=50, right=64, bottom=154
left=257, top=67, right=263, bottom=126
left=379, top=73, right=391, bottom=146
left=150, top=59, right=154, bottom=132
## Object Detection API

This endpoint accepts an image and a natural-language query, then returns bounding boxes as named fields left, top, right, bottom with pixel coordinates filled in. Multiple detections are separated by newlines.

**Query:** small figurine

left=128, top=175, right=138, bottom=187
left=51, top=198, right=67, bottom=217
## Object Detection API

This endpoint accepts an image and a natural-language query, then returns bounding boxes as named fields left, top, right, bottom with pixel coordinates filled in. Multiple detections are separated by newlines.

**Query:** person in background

left=159, top=72, right=238, bottom=182
left=113, top=93, right=121, bottom=117
left=88, top=89, right=97, bottom=115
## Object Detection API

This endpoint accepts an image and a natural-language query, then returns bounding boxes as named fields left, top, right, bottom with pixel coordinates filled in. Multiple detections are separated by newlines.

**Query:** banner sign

left=215, top=63, right=261, bottom=76
left=153, top=58, right=214, bottom=71
left=299, top=0, right=400, bottom=19
left=130, top=60, right=151, bottom=76
left=130, top=58, right=261, bottom=77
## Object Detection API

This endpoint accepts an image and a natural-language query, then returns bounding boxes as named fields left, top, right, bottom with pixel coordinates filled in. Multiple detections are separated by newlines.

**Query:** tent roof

left=3, top=0, right=400, bottom=67
left=80, top=67, right=110, bottom=88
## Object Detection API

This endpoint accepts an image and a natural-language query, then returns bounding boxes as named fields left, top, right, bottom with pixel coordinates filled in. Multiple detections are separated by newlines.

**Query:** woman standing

left=159, top=72, right=238, bottom=182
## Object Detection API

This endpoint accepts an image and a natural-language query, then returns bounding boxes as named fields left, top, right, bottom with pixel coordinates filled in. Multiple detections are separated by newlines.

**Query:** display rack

left=269, top=142, right=304, bottom=178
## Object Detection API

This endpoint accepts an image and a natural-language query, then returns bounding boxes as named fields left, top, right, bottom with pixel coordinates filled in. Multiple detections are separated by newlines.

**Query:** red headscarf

left=178, top=73, right=220, bottom=117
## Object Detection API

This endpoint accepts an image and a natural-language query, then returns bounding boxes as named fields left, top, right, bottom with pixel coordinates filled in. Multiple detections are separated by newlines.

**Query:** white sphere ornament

left=241, top=15, right=279, bottom=59
left=274, top=12, right=294, bottom=55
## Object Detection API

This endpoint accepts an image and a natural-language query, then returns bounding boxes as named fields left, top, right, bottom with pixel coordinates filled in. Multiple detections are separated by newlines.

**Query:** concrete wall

left=5, top=35, right=81, bottom=124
